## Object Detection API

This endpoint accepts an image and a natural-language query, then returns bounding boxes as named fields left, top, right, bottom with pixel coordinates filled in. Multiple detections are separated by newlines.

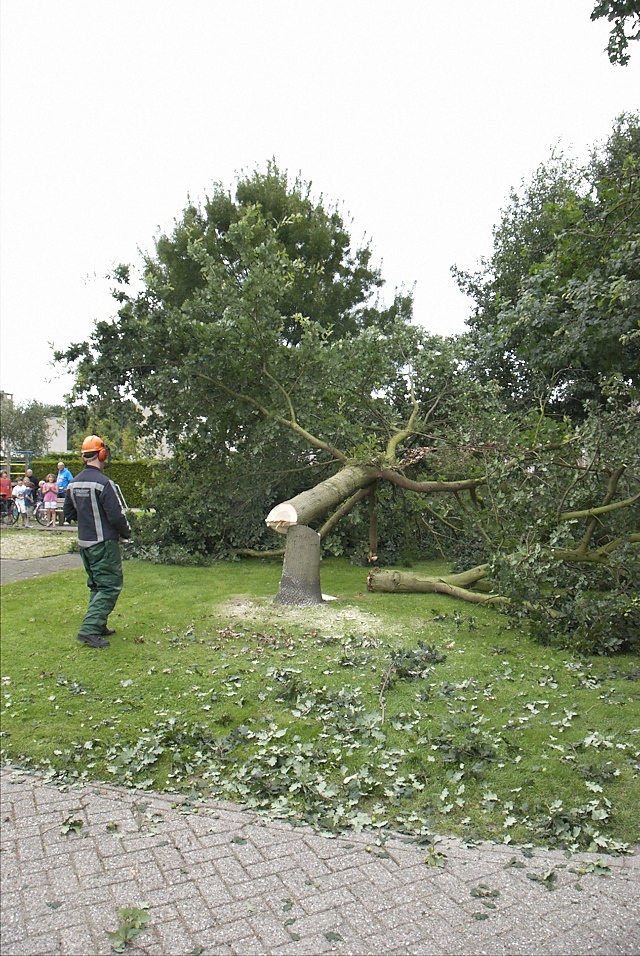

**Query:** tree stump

left=274, top=525, right=324, bottom=605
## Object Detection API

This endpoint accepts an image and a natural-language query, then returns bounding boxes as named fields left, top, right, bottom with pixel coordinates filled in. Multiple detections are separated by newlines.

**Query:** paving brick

left=298, top=885, right=357, bottom=916
left=195, top=875, right=237, bottom=907
left=191, top=928, right=235, bottom=955
left=2, top=767, right=639, bottom=956
left=248, top=911, right=295, bottom=947
left=214, top=855, right=256, bottom=886
left=0, top=933, right=61, bottom=955
left=174, top=893, right=219, bottom=931
left=151, top=917, right=198, bottom=954
left=229, top=933, right=270, bottom=955
left=242, top=852, right=301, bottom=881
left=58, top=923, right=100, bottom=956
left=229, top=873, right=287, bottom=901
left=0, top=905, right=26, bottom=944
left=141, top=879, right=200, bottom=907
left=283, top=907, right=344, bottom=938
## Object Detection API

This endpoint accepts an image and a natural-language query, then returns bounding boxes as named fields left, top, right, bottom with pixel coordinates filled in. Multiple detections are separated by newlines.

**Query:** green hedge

left=29, top=459, right=159, bottom=509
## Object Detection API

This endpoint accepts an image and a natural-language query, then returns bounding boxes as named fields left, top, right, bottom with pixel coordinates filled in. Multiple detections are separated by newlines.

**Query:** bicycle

left=0, top=497, right=18, bottom=527
left=0, top=498, right=48, bottom=527
left=31, top=501, right=49, bottom=526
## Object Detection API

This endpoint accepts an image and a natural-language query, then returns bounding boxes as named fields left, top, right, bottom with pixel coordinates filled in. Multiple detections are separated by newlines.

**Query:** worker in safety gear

left=64, top=435, right=131, bottom=649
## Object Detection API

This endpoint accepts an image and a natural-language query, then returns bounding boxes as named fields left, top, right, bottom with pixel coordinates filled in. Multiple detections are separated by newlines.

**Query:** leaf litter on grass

left=2, top=560, right=639, bottom=851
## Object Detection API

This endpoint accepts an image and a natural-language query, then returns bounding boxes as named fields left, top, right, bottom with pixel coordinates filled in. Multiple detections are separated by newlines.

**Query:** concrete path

left=1, top=766, right=638, bottom=956
left=0, top=553, right=83, bottom=585
left=1, top=524, right=80, bottom=585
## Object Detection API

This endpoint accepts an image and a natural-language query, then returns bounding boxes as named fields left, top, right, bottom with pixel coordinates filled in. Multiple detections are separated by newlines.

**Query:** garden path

left=1, top=766, right=638, bottom=955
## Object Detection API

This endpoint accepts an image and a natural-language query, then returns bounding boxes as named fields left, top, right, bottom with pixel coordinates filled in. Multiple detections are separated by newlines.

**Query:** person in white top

left=12, top=478, right=31, bottom=527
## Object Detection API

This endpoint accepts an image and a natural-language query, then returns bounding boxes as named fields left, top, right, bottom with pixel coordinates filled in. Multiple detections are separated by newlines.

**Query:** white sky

left=1, top=0, right=638, bottom=406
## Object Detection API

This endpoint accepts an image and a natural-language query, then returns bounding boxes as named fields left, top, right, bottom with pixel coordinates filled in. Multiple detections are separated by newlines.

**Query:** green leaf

left=423, top=846, right=447, bottom=867
left=116, top=906, right=149, bottom=929
left=527, top=869, right=558, bottom=890
left=60, top=816, right=83, bottom=835
left=471, top=884, right=499, bottom=899
left=505, top=857, right=525, bottom=869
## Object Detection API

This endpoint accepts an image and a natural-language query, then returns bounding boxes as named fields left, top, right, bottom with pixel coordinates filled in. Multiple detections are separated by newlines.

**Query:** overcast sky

left=1, top=0, right=638, bottom=407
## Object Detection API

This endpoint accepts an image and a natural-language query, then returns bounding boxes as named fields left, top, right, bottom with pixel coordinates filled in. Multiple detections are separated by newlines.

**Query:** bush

left=30, top=459, right=157, bottom=509
left=529, top=590, right=640, bottom=656
left=494, top=543, right=640, bottom=656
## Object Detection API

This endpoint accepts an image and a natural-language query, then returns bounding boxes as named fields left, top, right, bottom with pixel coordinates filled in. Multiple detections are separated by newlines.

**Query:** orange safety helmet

left=81, top=435, right=109, bottom=462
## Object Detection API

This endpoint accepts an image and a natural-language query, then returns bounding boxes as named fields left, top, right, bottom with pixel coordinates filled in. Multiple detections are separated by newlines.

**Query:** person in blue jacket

left=64, top=436, right=131, bottom=649
left=56, top=461, right=74, bottom=497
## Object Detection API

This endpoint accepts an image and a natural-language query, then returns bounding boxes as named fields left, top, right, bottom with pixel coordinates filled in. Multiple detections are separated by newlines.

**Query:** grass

left=1, top=555, right=639, bottom=852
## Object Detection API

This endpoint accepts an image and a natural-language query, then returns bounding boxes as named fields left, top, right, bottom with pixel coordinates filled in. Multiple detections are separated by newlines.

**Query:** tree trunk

left=274, top=525, right=324, bottom=605
left=367, top=566, right=508, bottom=605
left=266, top=465, right=375, bottom=532
left=368, top=483, right=378, bottom=562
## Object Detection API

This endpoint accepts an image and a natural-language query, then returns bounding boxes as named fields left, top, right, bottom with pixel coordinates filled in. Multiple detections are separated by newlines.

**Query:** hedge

left=28, top=459, right=159, bottom=509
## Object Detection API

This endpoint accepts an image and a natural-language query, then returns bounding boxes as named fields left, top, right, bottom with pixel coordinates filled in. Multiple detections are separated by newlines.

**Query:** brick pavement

left=1, top=766, right=639, bottom=955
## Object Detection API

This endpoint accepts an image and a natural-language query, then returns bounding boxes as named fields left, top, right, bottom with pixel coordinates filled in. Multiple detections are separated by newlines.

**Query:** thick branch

left=552, top=531, right=640, bottom=563
left=318, top=486, right=372, bottom=540
left=572, top=465, right=626, bottom=556
left=385, top=380, right=421, bottom=462
left=266, top=464, right=376, bottom=532
left=558, top=492, right=639, bottom=522
left=368, top=483, right=378, bottom=561
left=377, top=468, right=486, bottom=493
left=384, top=386, right=446, bottom=464
left=235, top=548, right=286, bottom=558
left=367, top=566, right=507, bottom=605
left=420, top=502, right=459, bottom=533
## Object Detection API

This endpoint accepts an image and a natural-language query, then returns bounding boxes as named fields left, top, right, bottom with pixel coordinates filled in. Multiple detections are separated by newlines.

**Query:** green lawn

left=1, top=556, right=638, bottom=852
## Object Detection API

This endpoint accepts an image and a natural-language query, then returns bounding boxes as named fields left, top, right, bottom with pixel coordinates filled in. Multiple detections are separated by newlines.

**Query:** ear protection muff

left=81, top=435, right=110, bottom=463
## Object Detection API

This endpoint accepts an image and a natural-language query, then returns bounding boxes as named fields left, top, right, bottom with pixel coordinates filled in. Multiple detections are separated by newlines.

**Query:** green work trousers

left=79, top=539, right=123, bottom=636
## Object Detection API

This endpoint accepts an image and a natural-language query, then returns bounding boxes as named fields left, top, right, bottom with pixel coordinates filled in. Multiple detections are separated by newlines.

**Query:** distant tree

left=0, top=396, right=51, bottom=456
left=591, top=0, right=640, bottom=65
left=64, top=401, right=142, bottom=458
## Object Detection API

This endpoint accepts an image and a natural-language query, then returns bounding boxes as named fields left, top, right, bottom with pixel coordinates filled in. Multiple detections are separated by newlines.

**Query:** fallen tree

left=264, top=451, right=486, bottom=603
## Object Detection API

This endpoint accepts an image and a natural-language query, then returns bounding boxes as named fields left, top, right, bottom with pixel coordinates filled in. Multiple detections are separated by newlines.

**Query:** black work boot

left=77, top=634, right=110, bottom=648
left=101, top=626, right=116, bottom=636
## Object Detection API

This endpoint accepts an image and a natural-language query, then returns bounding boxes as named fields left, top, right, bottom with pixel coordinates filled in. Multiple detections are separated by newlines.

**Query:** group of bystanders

left=0, top=461, right=74, bottom=527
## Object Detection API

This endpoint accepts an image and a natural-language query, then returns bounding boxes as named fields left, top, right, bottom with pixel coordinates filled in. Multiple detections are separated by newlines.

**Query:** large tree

left=455, top=114, right=640, bottom=417
left=57, top=151, right=639, bottom=649
left=57, top=164, right=491, bottom=579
